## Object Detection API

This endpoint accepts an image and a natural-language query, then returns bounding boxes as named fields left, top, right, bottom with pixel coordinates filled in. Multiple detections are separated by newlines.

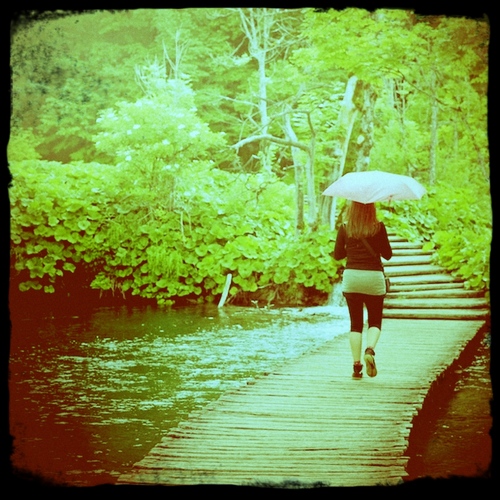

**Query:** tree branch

left=231, top=134, right=310, bottom=152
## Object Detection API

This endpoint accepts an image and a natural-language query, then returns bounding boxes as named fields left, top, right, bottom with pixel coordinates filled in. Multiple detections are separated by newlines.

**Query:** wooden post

left=218, top=274, right=233, bottom=308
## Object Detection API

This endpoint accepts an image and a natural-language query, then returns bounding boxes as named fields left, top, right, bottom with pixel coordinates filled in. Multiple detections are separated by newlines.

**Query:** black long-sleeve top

left=333, top=222, right=392, bottom=272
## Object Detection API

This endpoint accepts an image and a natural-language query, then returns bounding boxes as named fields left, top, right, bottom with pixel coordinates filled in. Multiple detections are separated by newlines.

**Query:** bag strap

left=360, top=237, right=378, bottom=258
left=361, top=238, right=385, bottom=272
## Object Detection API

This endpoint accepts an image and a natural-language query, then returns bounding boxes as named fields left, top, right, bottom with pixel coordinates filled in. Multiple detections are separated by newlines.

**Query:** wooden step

left=384, top=297, right=489, bottom=310
left=389, top=274, right=463, bottom=286
left=384, top=265, right=444, bottom=277
left=384, top=255, right=432, bottom=266
left=390, top=248, right=432, bottom=256
left=383, top=308, right=490, bottom=320
left=389, top=282, right=465, bottom=292
left=389, top=241, right=424, bottom=250
left=387, top=288, right=485, bottom=299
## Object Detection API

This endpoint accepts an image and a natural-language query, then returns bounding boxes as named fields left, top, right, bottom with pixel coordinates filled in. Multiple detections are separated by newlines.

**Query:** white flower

left=189, top=130, right=200, bottom=138
left=126, top=155, right=132, bottom=161
left=127, top=130, right=132, bottom=135
left=162, top=139, right=170, bottom=145
left=178, top=124, right=186, bottom=130
left=133, top=124, right=141, bottom=129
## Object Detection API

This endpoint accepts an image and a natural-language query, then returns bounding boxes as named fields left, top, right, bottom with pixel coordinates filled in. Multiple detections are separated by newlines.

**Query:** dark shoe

left=352, top=362, right=363, bottom=379
left=364, top=347, right=377, bottom=377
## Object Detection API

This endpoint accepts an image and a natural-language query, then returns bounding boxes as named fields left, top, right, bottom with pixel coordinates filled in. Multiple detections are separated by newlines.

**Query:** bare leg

left=366, top=326, right=381, bottom=350
left=349, top=331, right=362, bottom=363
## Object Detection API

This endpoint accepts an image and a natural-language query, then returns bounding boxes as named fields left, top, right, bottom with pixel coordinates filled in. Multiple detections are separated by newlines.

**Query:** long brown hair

left=345, top=201, right=381, bottom=239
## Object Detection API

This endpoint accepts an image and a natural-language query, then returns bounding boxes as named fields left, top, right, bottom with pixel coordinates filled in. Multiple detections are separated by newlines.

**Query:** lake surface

left=9, top=303, right=350, bottom=486
left=404, top=328, right=492, bottom=481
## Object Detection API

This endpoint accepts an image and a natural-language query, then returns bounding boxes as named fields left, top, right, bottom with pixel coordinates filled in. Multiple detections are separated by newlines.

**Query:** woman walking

left=334, top=201, right=392, bottom=379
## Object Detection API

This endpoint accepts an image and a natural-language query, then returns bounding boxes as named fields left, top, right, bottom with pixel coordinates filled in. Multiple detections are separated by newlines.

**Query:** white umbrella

left=322, top=170, right=426, bottom=204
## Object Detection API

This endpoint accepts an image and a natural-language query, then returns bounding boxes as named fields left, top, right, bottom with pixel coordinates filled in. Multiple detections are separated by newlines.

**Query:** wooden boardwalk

left=117, top=234, right=489, bottom=487
left=118, top=317, right=486, bottom=487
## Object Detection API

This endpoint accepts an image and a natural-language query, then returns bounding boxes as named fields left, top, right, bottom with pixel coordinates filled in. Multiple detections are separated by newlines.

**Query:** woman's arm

left=378, top=223, right=392, bottom=261
left=333, top=224, right=347, bottom=261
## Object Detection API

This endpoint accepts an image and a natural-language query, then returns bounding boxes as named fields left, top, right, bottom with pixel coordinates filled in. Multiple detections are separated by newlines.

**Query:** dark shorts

left=343, top=292, right=385, bottom=333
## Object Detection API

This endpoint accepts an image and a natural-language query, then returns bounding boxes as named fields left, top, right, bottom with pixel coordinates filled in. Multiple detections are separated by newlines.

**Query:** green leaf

left=78, top=218, right=91, bottom=231
left=48, top=215, right=59, bottom=226
left=63, top=262, right=76, bottom=272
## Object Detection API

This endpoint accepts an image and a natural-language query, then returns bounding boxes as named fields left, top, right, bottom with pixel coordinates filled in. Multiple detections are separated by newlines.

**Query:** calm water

left=9, top=303, right=350, bottom=486
left=404, top=329, right=492, bottom=481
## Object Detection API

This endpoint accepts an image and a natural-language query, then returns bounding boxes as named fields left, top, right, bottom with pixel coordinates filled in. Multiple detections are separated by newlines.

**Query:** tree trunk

left=305, top=112, right=317, bottom=227
left=429, top=71, right=438, bottom=186
left=319, top=76, right=358, bottom=228
left=330, top=109, right=357, bottom=229
left=256, top=49, right=272, bottom=172
left=354, top=82, right=376, bottom=172
left=387, top=77, right=412, bottom=175
left=238, top=8, right=274, bottom=173
left=284, top=112, right=305, bottom=232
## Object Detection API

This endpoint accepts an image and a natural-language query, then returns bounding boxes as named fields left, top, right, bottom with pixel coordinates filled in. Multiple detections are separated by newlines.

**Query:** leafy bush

left=10, top=156, right=343, bottom=306
left=419, top=183, right=491, bottom=292
left=10, top=160, right=122, bottom=292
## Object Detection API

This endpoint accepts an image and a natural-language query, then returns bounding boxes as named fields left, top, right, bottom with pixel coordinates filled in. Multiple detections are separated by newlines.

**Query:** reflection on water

left=9, top=304, right=349, bottom=486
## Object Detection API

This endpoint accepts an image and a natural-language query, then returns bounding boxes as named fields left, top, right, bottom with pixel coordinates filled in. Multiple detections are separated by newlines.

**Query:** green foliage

left=93, top=73, right=232, bottom=203
left=378, top=199, right=437, bottom=243
left=9, top=9, right=490, bottom=305
left=9, top=153, right=344, bottom=306
left=9, top=160, right=121, bottom=290
left=431, top=227, right=490, bottom=291
left=8, top=127, right=42, bottom=161
left=11, top=11, right=154, bottom=162
left=418, top=183, right=491, bottom=291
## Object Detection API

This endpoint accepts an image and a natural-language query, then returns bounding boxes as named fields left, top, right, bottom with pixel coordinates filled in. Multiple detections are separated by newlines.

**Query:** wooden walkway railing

left=117, top=234, right=489, bottom=487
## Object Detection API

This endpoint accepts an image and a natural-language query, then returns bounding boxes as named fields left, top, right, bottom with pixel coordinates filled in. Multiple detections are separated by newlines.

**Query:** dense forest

left=8, top=8, right=491, bottom=308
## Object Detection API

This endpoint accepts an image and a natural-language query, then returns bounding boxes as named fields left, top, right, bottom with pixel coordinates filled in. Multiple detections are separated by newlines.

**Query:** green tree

left=292, top=8, right=489, bottom=225
left=93, top=65, right=231, bottom=206
left=10, top=10, right=156, bottom=162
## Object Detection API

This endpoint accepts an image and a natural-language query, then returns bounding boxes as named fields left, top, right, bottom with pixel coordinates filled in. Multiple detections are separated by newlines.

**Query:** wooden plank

left=389, top=282, right=465, bottom=292
left=136, top=457, right=410, bottom=471
left=174, top=420, right=413, bottom=433
left=387, top=288, right=484, bottom=299
left=147, top=445, right=410, bottom=456
left=389, top=248, right=432, bottom=256
left=119, top=469, right=407, bottom=487
left=389, top=274, right=463, bottom=285
left=149, top=441, right=411, bottom=454
left=388, top=242, right=424, bottom=250
left=384, top=255, right=432, bottom=266
left=384, top=264, right=444, bottom=276
left=383, top=308, right=489, bottom=320
left=384, top=297, right=489, bottom=309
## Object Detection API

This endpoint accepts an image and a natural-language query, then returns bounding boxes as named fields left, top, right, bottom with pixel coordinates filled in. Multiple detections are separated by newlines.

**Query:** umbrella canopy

left=322, top=170, right=426, bottom=204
